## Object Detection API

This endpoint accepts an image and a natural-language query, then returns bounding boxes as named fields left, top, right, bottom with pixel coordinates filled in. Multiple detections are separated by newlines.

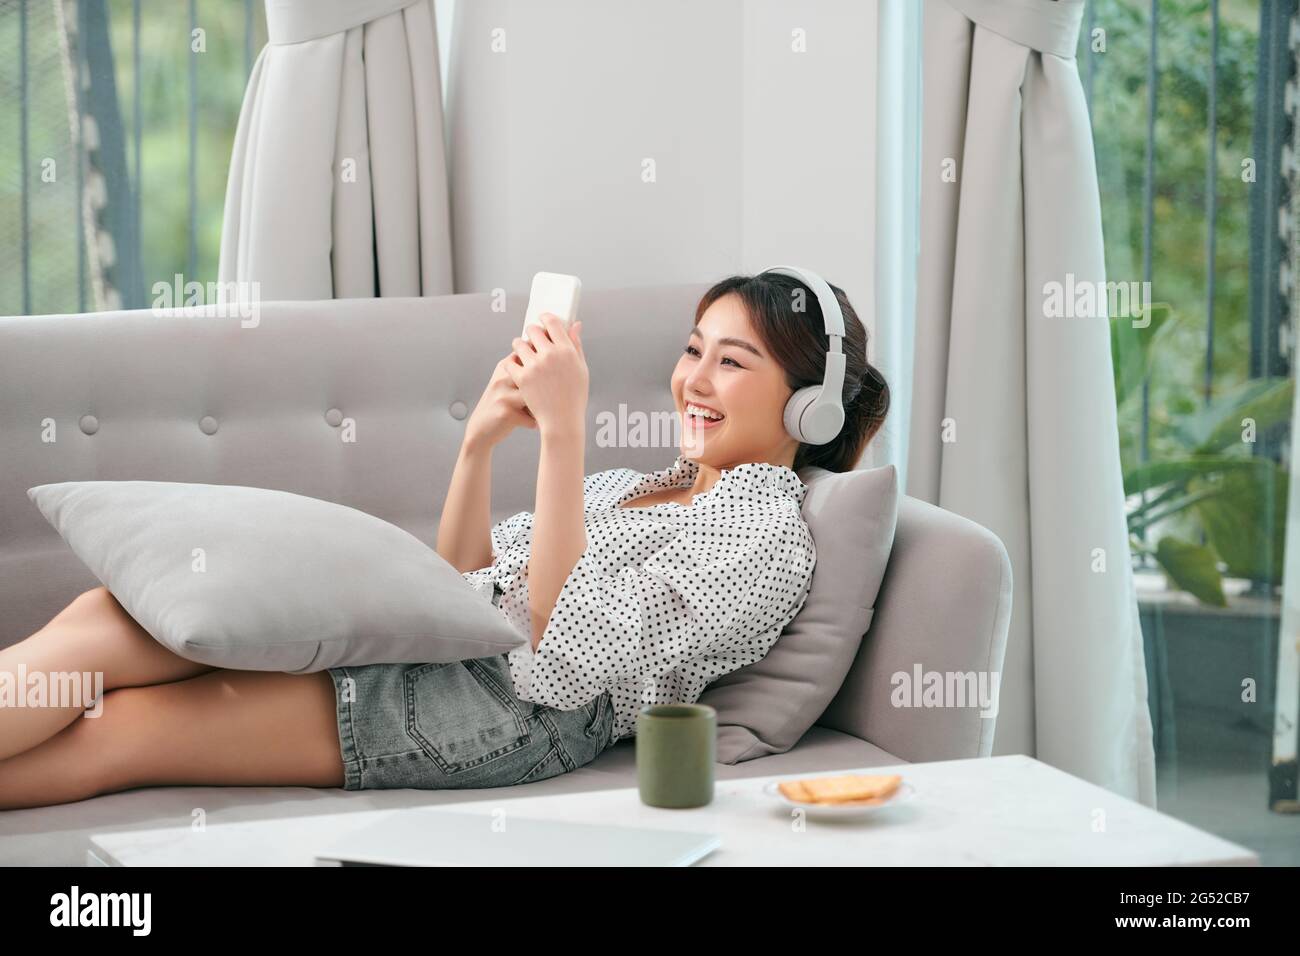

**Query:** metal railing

left=3, top=0, right=262, bottom=315
left=1078, top=0, right=1294, bottom=586
left=1082, top=0, right=1292, bottom=403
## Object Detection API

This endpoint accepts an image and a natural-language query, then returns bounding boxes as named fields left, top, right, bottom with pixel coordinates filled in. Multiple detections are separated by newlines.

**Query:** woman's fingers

left=502, top=386, right=538, bottom=428
left=540, top=313, right=575, bottom=351
left=510, top=336, right=535, bottom=366
left=513, top=320, right=572, bottom=366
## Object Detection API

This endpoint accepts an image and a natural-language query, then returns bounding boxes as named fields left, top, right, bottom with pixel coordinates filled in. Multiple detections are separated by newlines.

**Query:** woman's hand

left=505, top=314, right=588, bottom=438
left=463, top=354, right=539, bottom=452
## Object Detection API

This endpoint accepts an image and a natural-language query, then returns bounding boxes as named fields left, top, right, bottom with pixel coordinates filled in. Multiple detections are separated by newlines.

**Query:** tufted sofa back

left=0, top=284, right=707, bottom=645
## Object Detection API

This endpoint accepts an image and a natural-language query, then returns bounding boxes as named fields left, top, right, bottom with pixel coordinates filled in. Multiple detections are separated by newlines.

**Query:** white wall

left=740, top=1, right=876, bottom=342
left=444, top=0, right=879, bottom=346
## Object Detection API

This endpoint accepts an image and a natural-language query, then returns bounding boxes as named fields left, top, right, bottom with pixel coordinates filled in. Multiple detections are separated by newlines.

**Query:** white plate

left=762, top=778, right=915, bottom=818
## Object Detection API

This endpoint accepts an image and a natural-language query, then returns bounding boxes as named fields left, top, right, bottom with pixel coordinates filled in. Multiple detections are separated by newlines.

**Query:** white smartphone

left=523, top=272, right=582, bottom=337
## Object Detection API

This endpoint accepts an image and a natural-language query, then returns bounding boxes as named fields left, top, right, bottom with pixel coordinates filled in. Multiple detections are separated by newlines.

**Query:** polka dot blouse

left=462, top=452, right=818, bottom=742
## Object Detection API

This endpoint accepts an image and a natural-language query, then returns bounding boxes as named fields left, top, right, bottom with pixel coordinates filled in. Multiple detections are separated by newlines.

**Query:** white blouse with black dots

left=461, top=452, right=818, bottom=743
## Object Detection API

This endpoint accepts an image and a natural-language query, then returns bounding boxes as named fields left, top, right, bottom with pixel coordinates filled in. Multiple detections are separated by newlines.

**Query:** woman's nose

left=684, top=368, right=713, bottom=397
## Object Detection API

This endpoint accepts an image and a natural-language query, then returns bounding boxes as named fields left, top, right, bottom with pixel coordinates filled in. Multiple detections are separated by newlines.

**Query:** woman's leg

left=0, top=666, right=345, bottom=810
left=0, top=587, right=216, bottom=761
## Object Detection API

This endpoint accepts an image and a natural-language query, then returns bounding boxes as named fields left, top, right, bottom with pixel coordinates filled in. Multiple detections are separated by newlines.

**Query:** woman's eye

left=683, top=345, right=742, bottom=367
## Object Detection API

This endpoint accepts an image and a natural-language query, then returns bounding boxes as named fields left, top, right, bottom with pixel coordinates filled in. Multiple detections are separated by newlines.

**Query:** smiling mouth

left=683, top=404, right=726, bottom=429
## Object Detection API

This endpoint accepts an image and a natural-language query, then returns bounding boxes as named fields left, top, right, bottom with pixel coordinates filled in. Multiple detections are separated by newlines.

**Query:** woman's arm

left=435, top=438, right=494, bottom=574
left=501, top=313, right=590, bottom=651
left=437, top=354, right=540, bottom=573
left=526, top=425, right=587, bottom=650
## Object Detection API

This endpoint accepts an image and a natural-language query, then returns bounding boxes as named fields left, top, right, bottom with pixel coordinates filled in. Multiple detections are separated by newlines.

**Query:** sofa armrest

left=817, top=495, right=1013, bottom=762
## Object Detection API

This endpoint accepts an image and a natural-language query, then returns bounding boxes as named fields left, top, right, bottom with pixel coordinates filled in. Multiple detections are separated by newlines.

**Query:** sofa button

left=199, top=416, right=219, bottom=435
left=325, top=407, right=344, bottom=427
left=79, top=414, right=99, bottom=435
left=449, top=400, right=468, bottom=421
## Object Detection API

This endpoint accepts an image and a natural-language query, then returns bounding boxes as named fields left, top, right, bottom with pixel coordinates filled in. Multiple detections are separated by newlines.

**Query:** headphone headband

left=760, top=265, right=847, bottom=343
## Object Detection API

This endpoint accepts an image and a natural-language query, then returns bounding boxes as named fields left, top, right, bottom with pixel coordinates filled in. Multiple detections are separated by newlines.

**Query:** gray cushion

left=27, top=480, right=527, bottom=671
left=699, top=464, right=899, bottom=763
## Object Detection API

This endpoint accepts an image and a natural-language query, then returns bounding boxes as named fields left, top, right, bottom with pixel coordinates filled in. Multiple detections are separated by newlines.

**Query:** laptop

left=314, top=808, right=721, bottom=867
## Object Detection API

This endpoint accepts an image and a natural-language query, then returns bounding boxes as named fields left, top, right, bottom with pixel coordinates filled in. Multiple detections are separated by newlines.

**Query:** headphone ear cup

left=784, top=386, right=819, bottom=443
left=813, top=402, right=847, bottom=445
left=785, top=385, right=845, bottom=445
left=784, top=386, right=812, bottom=442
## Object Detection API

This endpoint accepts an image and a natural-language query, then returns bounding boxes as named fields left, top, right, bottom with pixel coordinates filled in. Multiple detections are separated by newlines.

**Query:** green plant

left=1116, top=303, right=1291, bottom=605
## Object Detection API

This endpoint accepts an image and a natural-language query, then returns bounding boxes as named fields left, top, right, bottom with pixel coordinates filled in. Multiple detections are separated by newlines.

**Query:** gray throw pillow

left=698, top=464, right=899, bottom=763
left=27, top=480, right=527, bottom=671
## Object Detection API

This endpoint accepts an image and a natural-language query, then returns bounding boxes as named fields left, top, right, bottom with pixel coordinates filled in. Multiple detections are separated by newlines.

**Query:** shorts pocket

left=582, top=692, right=609, bottom=739
left=404, top=660, right=533, bottom=775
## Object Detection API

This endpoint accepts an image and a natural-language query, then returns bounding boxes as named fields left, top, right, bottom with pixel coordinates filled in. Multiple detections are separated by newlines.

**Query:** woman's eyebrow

left=689, top=326, right=764, bottom=358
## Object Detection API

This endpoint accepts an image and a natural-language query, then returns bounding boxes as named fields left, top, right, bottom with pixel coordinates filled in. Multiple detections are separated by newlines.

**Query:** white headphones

left=758, top=265, right=848, bottom=446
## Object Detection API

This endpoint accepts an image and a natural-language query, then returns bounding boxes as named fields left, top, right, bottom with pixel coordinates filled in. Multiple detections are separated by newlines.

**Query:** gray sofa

left=0, top=284, right=1012, bottom=865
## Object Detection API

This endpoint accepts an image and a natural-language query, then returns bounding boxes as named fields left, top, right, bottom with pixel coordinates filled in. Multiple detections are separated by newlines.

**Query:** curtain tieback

left=943, top=0, right=1085, bottom=58
left=264, top=0, right=423, bottom=45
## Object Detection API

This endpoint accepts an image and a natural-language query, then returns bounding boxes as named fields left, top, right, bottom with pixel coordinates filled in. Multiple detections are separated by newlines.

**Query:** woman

left=0, top=272, right=888, bottom=809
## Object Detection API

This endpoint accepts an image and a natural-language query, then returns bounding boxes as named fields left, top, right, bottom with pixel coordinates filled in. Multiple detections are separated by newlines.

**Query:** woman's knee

left=41, top=589, right=126, bottom=649
left=37, top=587, right=207, bottom=690
left=27, top=690, right=132, bottom=801
left=75, top=684, right=162, bottom=795
left=45, top=586, right=122, bottom=633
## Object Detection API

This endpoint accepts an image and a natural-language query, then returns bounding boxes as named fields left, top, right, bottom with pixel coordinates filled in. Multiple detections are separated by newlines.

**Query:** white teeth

left=686, top=404, right=724, bottom=421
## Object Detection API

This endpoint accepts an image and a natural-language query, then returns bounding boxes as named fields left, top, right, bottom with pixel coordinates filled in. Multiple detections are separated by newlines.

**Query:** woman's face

left=671, top=293, right=800, bottom=468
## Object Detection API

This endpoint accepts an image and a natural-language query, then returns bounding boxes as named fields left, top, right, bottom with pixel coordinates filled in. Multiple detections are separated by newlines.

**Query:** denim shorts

left=326, top=652, right=616, bottom=792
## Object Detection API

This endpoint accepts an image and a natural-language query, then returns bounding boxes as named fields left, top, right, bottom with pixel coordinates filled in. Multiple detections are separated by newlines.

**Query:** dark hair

left=693, top=273, right=890, bottom=473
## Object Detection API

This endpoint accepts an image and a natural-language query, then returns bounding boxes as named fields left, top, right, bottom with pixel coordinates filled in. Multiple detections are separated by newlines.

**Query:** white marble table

left=86, top=755, right=1258, bottom=866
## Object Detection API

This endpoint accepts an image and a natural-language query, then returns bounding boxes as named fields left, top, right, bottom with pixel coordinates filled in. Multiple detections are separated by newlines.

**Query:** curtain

left=218, top=0, right=453, bottom=300
left=908, top=0, right=1157, bottom=805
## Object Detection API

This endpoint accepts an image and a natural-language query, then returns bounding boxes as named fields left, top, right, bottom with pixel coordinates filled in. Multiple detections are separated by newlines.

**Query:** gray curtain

left=908, top=0, right=1157, bottom=805
left=218, top=0, right=453, bottom=300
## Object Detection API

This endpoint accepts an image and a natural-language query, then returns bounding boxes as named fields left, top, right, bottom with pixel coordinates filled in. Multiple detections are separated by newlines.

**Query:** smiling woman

left=679, top=271, right=889, bottom=477
left=434, top=269, right=884, bottom=760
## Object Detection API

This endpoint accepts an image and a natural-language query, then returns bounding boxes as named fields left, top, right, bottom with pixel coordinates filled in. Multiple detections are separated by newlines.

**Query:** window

left=0, top=0, right=267, bottom=315
left=1082, top=0, right=1299, bottom=864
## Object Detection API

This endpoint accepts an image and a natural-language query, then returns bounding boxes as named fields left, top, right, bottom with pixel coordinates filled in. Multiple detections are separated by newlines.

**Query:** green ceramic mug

left=636, top=703, right=716, bottom=808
